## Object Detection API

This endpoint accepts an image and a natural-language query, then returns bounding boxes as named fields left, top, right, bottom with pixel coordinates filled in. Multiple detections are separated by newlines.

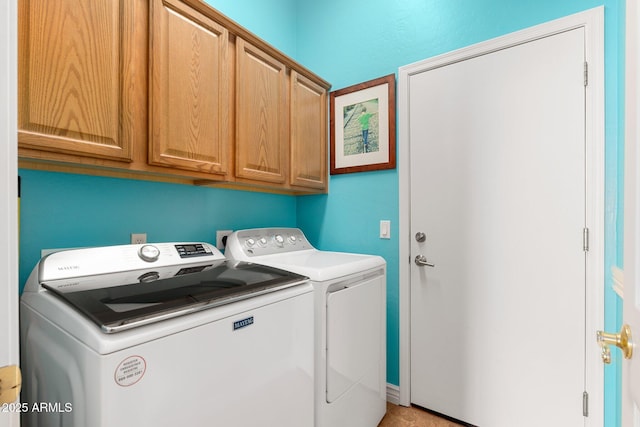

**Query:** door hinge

left=583, top=227, right=589, bottom=252
left=584, top=62, right=589, bottom=87
left=583, top=391, right=589, bottom=417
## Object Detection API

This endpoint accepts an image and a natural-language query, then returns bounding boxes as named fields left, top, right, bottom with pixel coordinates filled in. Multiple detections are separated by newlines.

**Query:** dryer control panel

left=226, top=228, right=315, bottom=258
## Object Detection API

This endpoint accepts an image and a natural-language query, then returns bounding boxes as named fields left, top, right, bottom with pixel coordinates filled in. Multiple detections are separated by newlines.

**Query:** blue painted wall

left=18, top=170, right=297, bottom=288
left=19, top=1, right=625, bottom=425
left=202, top=0, right=298, bottom=59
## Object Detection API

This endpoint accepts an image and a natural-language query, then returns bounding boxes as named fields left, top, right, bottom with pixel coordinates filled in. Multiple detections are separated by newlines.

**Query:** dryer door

left=326, top=274, right=384, bottom=402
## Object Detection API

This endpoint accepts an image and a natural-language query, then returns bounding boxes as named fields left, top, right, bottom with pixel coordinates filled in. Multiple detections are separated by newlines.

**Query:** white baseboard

left=386, top=383, right=401, bottom=405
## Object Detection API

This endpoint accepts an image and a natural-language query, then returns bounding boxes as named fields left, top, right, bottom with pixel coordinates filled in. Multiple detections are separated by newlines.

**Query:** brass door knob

left=0, top=365, right=22, bottom=404
left=596, top=324, right=633, bottom=364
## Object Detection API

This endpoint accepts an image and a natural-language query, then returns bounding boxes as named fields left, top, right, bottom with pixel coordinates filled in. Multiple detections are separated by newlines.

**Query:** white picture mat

left=334, top=83, right=390, bottom=169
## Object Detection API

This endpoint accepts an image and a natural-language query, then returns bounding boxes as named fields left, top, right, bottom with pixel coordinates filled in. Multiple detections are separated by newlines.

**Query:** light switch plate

left=380, top=220, right=391, bottom=239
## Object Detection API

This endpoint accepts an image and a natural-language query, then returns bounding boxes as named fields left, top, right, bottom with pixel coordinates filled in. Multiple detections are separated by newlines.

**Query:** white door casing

left=623, top=0, right=640, bottom=424
left=0, top=0, right=20, bottom=425
left=398, top=7, right=604, bottom=425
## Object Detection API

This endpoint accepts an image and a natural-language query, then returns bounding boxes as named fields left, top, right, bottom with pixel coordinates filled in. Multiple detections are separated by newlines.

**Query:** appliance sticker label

left=233, top=316, right=254, bottom=331
left=114, top=355, right=146, bottom=387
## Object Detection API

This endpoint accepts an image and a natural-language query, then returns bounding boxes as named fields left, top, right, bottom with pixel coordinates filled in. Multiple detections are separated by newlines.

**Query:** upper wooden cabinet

left=18, top=0, right=331, bottom=194
left=235, top=38, right=288, bottom=184
left=290, top=71, right=328, bottom=190
left=18, top=0, right=145, bottom=161
left=149, top=0, right=230, bottom=177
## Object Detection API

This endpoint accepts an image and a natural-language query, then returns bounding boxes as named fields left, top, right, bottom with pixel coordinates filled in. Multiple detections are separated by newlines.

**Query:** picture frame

left=330, top=74, right=396, bottom=175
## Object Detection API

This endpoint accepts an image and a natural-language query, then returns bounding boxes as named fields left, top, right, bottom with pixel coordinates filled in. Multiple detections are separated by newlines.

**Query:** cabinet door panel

left=149, top=0, right=230, bottom=175
left=18, top=0, right=136, bottom=161
left=290, top=71, right=327, bottom=190
left=236, top=38, right=287, bottom=184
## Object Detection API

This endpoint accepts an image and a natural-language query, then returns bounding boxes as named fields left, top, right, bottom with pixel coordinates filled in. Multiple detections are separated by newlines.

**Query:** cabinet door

left=149, top=0, right=230, bottom=176
left=18, top=0, right=141, bottom=162
left=236, top=38, right=288, bottom=184
left=290, top=71, right=327, bottom=190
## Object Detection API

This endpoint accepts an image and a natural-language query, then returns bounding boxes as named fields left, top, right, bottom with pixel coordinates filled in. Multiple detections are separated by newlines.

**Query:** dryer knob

left=258, top=237, right=268, bottom=246
left=138, top=245, right=160, bottom=262
left=288, top=235, right=297, bottom=244
left=275, top=235, right=284, bottom=245
left=246, top=238, right=256, bottom=247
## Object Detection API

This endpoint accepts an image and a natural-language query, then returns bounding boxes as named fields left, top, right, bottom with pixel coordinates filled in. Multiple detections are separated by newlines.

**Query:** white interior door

left=407, top=27, right=593, bottom=426
left=0, top=0, right=20, bottom=425
left=623, top=0, right=640, bottom=424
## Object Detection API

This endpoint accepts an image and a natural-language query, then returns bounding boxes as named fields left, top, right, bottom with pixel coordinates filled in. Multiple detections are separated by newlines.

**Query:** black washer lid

left=42, top=260, right=308, bottom=333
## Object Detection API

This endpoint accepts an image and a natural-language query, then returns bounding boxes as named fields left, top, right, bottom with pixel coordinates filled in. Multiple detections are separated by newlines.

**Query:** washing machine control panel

left=227, top=228, right=314, bottom=257
left=38, top=242, right=224, bottom=283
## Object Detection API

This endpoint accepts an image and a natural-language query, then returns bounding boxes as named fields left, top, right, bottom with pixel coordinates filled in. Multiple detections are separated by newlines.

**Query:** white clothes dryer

left=226, top=228, right=387, bottom=427
left=20, top=242, right=314, bottom=427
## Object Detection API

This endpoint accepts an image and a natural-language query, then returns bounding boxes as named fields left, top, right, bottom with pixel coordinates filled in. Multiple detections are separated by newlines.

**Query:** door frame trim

left=623, top=0, right=640, bottom=423
left=398, top=7, right=605, bottom=423
left=1, top=0, right=19, bottom=423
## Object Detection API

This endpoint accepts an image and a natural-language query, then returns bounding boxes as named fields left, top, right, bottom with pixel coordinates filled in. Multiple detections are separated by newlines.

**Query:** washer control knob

left=275, top=235, right=284, bottom=245
left=138, top=245, right=160, bottom=262
left=245, top=238, right=256, bottom=247
left=258, top=237, right=268, bottom=247
left=288, top=235, right=297, bottom=244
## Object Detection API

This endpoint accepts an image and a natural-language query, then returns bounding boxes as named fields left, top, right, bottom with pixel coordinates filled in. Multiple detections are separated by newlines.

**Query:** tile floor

left=378, top=403, right=464, bottom=427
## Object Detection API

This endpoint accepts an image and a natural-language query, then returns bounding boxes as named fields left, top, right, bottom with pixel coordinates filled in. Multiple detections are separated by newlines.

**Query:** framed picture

left=330, top=74, right=396, bottom=175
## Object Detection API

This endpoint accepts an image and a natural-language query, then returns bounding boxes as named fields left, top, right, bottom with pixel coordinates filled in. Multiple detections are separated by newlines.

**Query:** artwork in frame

left=330, top=74, right=396, bottom=175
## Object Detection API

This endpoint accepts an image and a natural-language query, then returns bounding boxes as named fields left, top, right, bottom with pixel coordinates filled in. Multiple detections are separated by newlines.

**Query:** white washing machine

left=226, top=228, right=387, bottom=427
left=20, top=242, right=314, bottom=427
